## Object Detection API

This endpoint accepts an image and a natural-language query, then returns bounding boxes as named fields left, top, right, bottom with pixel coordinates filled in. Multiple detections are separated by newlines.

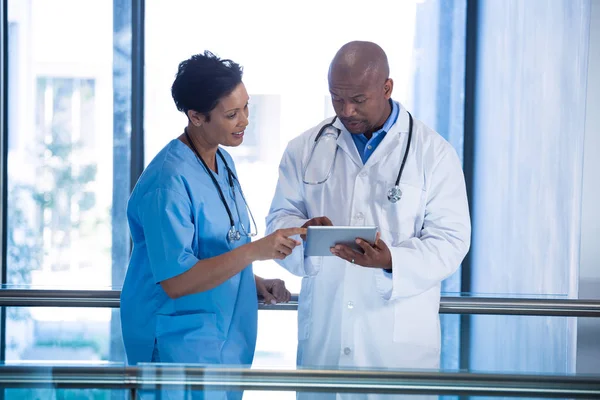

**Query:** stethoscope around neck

left=302, top=111, right=414, bottom=203
left=184, top=130, right=258, bottom=242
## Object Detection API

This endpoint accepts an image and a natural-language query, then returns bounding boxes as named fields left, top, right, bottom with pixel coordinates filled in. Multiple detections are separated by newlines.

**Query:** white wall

left=580, top=0, right=600, bottom=283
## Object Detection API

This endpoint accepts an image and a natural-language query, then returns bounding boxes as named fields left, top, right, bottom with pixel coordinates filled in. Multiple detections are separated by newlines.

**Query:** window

left=226, top=95, right=282, bottom=164
left=145, top=0, right=466, bottom=373
left=4, top=0, right=132, bottom=365
left=33, top=77, right=99, bottom=274
left=468, top=0, right=590, bottom=374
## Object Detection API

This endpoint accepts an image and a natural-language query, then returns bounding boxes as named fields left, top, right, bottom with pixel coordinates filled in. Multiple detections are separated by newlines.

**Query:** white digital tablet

left=304, top=226, right=378, bottom=257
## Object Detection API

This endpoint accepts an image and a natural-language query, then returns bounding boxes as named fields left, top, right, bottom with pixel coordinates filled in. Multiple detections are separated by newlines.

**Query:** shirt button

left=347, top=301, right=354, bottom=309
left=367, top=145, right=372, bottom=150
left=355, top=212, right=364, bottom=220
left=359, top=171, right=367, bottom=178
left=344, top=347, right=352, bottom=355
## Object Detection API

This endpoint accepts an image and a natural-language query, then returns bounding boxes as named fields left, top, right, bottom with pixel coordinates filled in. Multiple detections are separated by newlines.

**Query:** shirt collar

left=365, top=99, right=399, bottom=140
left=381, top=99, right=399, bottom=134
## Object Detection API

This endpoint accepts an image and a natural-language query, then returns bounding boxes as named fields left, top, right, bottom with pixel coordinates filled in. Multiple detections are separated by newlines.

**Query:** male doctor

left=266, top=41, right=471, bottom=398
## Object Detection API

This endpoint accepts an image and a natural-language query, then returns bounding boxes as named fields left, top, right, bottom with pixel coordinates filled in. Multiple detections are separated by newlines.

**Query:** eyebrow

left=330, top=90, right=366, bottom=97
left=224, top=100, right=249, bottom=114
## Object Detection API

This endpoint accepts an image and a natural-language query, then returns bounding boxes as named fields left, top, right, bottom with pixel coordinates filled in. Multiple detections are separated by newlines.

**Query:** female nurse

left=120, top=51, right=304, bottom=390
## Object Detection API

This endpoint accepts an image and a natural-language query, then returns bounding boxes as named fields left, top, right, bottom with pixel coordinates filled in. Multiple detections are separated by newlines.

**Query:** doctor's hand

left=300, top=216, right=333, bottom=240
left=249, top=227, right=306, bottom=261
left=330, top=232, right=393, bottom=270
left=255, top=276, right=291, bottom=305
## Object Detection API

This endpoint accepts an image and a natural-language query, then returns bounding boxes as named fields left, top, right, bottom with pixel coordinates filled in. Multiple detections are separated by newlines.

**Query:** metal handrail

left=0, top=289, right=598, bottom=317
left=0, top=364, right=598, bottom=398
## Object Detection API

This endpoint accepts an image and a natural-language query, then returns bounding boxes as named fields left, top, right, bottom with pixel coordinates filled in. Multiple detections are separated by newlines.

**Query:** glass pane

left=470, top=0, right=591, bottom=376
left=145, top=0, right=466, bottom=371
left=253, top=310, right=297, bottom=369
left=4, top=307, right=124, bottom=363
left=469, top=315, right=575, bottom=375
left=4, top=389, right=129, bottom=400
left=577, top=317, right=600, bottom=374
left=5, top=0, right=132, bottom=364
left=4, top=304, right=294, bottom=367
left=0, top=303, right=598, bottom=399
left=0, top=359, right=593, bottom=399
left=467, top=315, right=600, bottom=399
left=579, top=0, right=600, bottom=302
left=144, top=0, right=426, bottom=288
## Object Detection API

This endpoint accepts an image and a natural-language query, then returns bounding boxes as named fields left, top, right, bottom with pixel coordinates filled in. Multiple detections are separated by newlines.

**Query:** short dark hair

left=171, top=50, right=244, bottom=120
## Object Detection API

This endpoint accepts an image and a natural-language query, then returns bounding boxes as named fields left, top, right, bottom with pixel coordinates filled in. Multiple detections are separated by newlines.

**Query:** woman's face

left=190, top=82, right=250, bottom=147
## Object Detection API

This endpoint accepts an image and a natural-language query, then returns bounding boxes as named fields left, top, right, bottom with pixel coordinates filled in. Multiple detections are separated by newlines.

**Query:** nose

left=341, top=102, right=356, bottom=118
left=239, top=111, right=249, bottom=128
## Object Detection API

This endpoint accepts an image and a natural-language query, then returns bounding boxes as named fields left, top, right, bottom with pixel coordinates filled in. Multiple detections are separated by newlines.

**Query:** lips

left=343, top=120, right=363, bottom=129
left=232, top=130, right=244, bottom=137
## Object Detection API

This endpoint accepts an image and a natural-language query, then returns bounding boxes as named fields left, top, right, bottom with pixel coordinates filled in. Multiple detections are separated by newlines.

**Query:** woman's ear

left=187, top=110, right=205, bottom=127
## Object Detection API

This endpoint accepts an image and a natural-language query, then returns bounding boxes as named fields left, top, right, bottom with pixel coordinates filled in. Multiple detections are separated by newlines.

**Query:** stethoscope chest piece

left=228, top=226, right=241, bottom=242
left=387, top=186, right=402, bottom=203
left=386, top=110, right=414, bottom=204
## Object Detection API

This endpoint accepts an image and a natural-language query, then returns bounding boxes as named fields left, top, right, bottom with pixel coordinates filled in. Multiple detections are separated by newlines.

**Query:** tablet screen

left=304, top=226, right=378, bottom=257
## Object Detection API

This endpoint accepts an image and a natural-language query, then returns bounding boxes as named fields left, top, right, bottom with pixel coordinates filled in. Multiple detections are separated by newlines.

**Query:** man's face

left=328, top=71, right=393, bottom=135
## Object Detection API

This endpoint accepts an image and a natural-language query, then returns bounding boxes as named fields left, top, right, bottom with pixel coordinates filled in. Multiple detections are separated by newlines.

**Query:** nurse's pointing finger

left=279, top=227, right=307, bottom=238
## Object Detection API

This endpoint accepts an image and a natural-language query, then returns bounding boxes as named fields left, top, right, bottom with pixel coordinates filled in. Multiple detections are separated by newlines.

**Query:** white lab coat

left=265, top=103, right=471, bottom=400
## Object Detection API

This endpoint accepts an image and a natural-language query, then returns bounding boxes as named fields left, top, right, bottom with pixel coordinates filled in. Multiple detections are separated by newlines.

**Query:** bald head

left=327, top=41, right=393, bottom=136
left=329, top=41, right=390, bottom=85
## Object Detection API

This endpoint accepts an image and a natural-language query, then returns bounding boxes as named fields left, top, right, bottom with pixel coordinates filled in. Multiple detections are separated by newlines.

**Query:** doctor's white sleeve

left=265, top=142, right=317, bottom=277
left=375, top=148, right=472, bottom=300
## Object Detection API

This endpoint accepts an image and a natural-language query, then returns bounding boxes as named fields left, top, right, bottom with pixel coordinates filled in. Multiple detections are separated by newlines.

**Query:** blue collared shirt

left=351, top=100, right=399, bottom=164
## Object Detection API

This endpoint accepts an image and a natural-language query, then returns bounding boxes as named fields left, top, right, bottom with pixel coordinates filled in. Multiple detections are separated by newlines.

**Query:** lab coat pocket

left=155, top=313, right=224, bottom=364
left=392, top=289, right=441, bottom=351
left=376, top=181, right=426, bottom=245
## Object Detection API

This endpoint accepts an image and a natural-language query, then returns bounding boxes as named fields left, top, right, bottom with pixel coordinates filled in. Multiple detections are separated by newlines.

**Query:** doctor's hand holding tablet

left=303, top=217, right=393, bottom=270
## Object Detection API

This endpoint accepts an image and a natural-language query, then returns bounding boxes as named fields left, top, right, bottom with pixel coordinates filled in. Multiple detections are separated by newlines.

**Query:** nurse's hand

left=330, top=232, right=393, bottom=270
left=255, top=276, right=291, bottom=305
left=300, top=216, right=333, bottom=240
left=249, top=227, right=306, bottom=261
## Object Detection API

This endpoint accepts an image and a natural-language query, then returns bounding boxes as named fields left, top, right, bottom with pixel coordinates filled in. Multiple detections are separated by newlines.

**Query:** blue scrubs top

left=120, top=138, right=257, bottom=368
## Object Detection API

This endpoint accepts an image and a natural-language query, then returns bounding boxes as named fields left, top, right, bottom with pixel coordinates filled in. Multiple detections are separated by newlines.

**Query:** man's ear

left=384, top=78, right=394, bottom=99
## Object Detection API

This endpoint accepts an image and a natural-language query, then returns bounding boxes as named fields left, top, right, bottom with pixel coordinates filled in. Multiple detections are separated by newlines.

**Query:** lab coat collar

left=332, top=118, right=362, bottom=168
left=331, top=101, right=411, bottom=169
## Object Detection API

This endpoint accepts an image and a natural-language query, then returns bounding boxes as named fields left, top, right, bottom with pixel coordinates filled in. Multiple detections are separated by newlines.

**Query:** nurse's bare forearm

left=159, top=244, right=258, bottom=299
left=160, top=227, right=305, bottom=298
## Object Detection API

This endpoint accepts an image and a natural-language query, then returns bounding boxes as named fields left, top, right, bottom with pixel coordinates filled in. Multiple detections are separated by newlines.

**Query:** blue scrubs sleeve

left=139, top=188, right=200, bottom=283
